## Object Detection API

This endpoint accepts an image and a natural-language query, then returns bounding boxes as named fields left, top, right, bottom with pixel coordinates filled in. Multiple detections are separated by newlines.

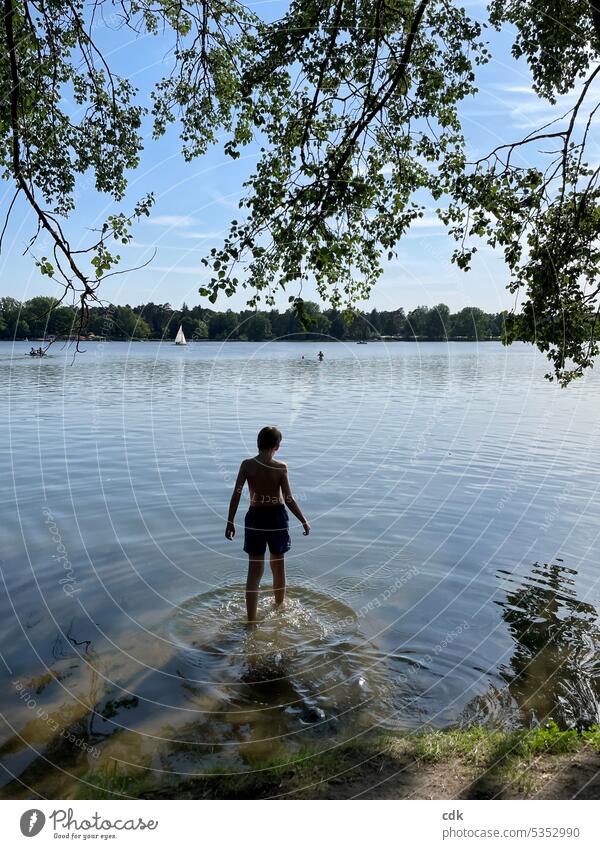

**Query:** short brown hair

left=257, top=426, right=282, bottom=450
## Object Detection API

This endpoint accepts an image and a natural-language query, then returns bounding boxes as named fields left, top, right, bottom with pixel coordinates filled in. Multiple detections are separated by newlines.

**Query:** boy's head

left=257, top=426, right=282, bottom=452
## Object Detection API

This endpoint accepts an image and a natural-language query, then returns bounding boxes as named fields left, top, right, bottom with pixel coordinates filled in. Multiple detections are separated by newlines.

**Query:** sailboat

left=174, top=325, right=187, bottom=346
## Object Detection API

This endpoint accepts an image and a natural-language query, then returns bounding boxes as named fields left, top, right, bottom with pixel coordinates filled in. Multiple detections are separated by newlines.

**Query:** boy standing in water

left=225, top=426, right=310, bottom=622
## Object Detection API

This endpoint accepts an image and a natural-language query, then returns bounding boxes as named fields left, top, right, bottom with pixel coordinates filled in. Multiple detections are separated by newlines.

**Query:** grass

left=409, top=725, right=505, bottom=765
left=76, top=761, right=158, bottom=800
left=76, top=723, right=600, bottom=800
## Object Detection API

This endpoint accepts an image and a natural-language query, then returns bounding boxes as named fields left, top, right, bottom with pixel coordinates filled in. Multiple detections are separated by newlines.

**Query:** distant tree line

left=0, top=296, right=511, bottom=342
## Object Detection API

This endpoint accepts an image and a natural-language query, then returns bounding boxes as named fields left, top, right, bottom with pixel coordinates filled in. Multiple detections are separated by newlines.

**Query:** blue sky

left=2, top=1, right=599, bottom=313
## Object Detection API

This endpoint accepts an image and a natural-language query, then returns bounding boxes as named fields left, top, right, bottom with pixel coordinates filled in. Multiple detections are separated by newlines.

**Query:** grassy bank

left=77, top=722, right=600, bottom=801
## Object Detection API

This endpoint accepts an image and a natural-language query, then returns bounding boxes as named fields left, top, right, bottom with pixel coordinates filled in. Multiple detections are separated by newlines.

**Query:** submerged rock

left=303, top=706, right=326, bottom=723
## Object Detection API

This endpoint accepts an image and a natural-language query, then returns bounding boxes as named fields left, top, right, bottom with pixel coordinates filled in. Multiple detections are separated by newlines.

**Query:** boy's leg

left=270, top=553, right=286, bottom=607
left=246, top=556, right=264, bottom=622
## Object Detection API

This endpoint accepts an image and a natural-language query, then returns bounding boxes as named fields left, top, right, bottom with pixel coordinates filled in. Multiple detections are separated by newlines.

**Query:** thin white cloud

left=148, top=215, right=199, bottom=227
left=494, top=79, right=600, bottom=130
left=410, top=215, right=444, bottom=229
left=152, top=265, right=201, bottom=275
left=179, top=230, right=223, bottom=240
left=494, top=84, right=536, bottom=95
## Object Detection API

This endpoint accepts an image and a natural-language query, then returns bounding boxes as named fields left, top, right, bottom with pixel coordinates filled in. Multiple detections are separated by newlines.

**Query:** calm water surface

left=1, top=339, right=600, bottom=796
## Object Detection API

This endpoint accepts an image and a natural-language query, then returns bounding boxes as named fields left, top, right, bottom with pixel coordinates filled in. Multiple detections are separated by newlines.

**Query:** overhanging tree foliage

left=2, top=1, right=600, bottom=382
left=0, top=0, right=253, bottom=329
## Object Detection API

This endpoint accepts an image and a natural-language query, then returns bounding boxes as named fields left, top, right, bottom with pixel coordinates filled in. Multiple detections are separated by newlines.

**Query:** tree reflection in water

left=496, top=561, right=600, bottom=728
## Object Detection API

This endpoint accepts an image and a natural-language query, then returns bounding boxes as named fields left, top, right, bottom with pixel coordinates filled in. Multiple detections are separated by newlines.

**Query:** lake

left=1, top=338, right=600, bottom=796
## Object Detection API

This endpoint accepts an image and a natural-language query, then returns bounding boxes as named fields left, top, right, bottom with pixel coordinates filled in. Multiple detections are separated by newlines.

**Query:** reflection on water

left=1, top=340, right=600, bottom=796
left=497, top=561, right=600, bottom=727
left=462, top=561, right=600, bottom=730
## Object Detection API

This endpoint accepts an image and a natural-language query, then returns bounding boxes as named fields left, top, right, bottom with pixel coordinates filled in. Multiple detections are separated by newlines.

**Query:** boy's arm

left=225, top=461, right=247, bottom=539
left=281, top=468, right=310, bottom=535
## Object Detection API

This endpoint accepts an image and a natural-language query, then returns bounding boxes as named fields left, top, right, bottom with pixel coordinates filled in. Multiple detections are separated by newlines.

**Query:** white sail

left=174, top=325, right=187, bottom=345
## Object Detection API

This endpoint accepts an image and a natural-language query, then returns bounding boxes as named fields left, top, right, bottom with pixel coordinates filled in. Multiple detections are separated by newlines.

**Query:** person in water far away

left=225, top=426, right=310, bottom=622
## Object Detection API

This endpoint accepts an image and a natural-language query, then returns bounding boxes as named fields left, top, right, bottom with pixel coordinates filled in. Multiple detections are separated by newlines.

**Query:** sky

left=2, top=1, right=599, bottom=314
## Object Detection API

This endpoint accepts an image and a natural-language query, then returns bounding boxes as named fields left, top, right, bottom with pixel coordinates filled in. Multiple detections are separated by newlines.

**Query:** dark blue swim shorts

left=243, top=504, right=291, bottom=556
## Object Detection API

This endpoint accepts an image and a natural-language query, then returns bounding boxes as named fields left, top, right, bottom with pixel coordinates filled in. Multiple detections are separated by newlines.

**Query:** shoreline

left=5, top=337, right=507, bottom=344
left=55, top=724, right=600, bottom=801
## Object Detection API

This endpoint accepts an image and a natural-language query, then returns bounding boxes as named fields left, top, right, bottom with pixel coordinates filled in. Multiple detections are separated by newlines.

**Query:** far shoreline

left=6, top=336, right=507, bottom=344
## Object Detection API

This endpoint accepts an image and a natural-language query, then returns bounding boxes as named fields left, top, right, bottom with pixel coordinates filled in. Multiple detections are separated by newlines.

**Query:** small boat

left=357, top=340, right=367, bottom=344
left=174, top=325, right=187, bottom=346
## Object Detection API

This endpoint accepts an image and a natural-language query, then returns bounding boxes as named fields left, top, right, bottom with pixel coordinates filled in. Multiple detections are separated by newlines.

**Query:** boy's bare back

left=240, top=456, right=288, bottom=506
